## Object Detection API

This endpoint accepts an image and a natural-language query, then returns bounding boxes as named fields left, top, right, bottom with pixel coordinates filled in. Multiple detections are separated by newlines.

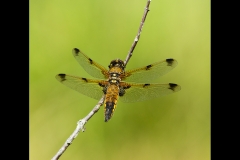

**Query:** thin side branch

left=124, top=0, right=151, bottom=66
left=51, top=95, right=105, bottom=160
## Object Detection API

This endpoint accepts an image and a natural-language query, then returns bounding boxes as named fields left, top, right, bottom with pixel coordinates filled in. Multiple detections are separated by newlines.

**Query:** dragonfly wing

left=119, top=82, right=181, bottom=103
left=123, top=59, right=178, bottom=83
left=72, top=48, right=109, bottom=79
left=56, top=74, right=107, bottom=100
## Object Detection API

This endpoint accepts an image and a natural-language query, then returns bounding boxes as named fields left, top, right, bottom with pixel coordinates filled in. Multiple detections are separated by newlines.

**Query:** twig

left=51, top=95, right=105, bottom=160
left=124, top=0, right=151, bottom=66
left=52, top=0, right=152, bottom=159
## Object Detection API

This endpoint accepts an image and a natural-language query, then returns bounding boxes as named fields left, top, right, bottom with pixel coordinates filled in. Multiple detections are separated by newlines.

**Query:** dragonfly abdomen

left=104, top=84, right=119, bottom=122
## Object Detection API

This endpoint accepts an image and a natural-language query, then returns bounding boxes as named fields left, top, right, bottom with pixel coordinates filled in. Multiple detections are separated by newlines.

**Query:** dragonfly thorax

left=108, top=59, right=125, bottom=82
left=108, top=79, right=120, bottom=84
left=108, top=73, right=121, bottom=84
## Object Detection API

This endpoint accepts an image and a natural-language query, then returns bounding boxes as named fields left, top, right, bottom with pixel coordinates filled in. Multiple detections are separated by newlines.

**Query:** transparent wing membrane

left=119, top=82, right=181, bottom=103
left=56, top=74, right=107, bottom=100
left=123, top=59, right=178, bottom=83
left=72, top=48, right=108, bottom=79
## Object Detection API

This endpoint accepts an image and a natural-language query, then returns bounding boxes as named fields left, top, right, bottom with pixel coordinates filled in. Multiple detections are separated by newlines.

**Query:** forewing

left=72, top=48, right=109, bottom=79
left=56, top=74, right=107, bottom=100
left=123, top=59, right=178, bottom=83
left=119, top=82, right=181, bottom=103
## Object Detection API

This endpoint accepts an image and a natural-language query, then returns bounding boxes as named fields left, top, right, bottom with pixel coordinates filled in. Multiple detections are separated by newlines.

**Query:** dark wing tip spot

left=166, top=58, right=174, bottom=66
left=168, top=83, right=178, bottom=91
left=73, top=48, right=80, bottom=55
left=58, top=74, right=66, bottom=82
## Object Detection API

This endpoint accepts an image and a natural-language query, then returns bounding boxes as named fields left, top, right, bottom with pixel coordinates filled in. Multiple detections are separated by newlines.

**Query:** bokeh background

left=30, top=0, right=210, bottom=159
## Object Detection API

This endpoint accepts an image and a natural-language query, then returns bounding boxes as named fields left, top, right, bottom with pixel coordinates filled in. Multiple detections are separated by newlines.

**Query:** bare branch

left=124, top=0, right=151, bottom=66
left=51, top=95, right=105, bottom=160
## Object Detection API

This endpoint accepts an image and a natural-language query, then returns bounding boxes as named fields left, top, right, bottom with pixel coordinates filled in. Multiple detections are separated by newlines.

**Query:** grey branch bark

left=124, top=0, right=151, bottom=66
left=51, top=95, right=105, bottom=160
left=52, top=0, right=151, bottom=159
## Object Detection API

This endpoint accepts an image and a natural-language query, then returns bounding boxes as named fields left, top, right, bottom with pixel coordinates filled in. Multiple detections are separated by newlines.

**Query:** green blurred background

left=30, top=0, right=210, bottom=159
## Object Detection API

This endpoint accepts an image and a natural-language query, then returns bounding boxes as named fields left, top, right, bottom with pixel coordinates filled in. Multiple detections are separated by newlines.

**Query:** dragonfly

left=56, top=48, right=181, bottom=122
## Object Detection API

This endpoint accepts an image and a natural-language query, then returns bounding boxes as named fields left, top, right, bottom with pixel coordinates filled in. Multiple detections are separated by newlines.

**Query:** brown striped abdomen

left=104, top=84, right=119, bottom=122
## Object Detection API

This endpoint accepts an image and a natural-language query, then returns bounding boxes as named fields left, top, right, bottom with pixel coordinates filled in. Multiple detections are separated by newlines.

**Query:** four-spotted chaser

left=56, top=48, right=181, bottom=122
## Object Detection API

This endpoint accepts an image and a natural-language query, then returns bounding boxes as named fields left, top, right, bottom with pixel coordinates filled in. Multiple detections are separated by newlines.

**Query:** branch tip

left=124, top=0, right=151, bottom=66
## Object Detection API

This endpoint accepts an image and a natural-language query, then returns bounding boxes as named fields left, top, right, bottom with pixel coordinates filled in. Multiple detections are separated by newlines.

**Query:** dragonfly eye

left=109, top=59, right=125, bottom=69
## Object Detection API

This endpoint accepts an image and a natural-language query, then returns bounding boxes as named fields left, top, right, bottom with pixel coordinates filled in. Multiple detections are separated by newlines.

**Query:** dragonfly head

left=108, top=59, right=125, bottom=70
